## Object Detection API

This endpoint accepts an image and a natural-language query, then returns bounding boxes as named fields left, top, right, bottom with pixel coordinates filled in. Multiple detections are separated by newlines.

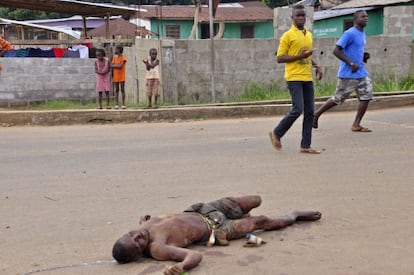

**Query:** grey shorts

left=332, top=77, right=373, bottom=105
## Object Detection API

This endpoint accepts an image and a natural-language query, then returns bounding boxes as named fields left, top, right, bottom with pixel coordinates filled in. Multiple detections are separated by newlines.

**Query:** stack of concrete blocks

left=0, top=58, right=95, bottom=106
left=158, top=39, right=281, bottom=104
left=382, top=6, right=414, bottom=77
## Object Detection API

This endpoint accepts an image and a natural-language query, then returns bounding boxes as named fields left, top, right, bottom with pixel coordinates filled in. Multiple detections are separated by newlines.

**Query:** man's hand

left=300, top=49, right=313, bottom=59
left=164, top=263, right=184, bottom=275
left=315, top=66, right=323, bottom=80
left=363, top=52, right=370, bottom=63
left=151, top=244, right=202, bottom=274
left=350, top=62, right=359, bottom=73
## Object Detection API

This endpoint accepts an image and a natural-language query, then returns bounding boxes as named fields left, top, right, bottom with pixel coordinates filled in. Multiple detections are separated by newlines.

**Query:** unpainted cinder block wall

left=0, top=58, right=95, bottom=106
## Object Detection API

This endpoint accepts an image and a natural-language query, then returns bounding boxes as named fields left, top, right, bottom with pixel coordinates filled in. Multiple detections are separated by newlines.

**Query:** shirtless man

left=112, top=195, right=321, bottom=275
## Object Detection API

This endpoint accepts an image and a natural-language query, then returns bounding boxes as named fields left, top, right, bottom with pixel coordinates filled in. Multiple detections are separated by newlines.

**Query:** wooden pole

left=209, top=0, right=216, bottom=102
left=82, top=16, right=88, bottom=38
left=105, top=13, right=110, bottom=39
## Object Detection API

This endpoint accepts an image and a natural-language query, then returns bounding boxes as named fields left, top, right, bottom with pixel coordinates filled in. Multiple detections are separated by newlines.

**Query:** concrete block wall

left=313, top=36, right=413, bottom=81
left=0, top=58, right=95, bottom=106
left=383, top=6, right=414, bottom=36
left=160, top=39, right=284, bottom=104
left=365, top=36, right=413, bottom=78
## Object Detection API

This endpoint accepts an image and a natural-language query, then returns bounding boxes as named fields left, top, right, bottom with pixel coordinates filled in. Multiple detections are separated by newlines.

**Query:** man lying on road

left=112, top=195, right=322, bottom=275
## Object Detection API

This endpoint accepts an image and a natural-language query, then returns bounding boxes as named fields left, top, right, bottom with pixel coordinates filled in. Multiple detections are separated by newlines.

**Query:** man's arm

left=277, top=50, right=313, bottom=64
left=333, top=45, right=359, bottom=72
left=311, top=59, right=323, bottom=80
left=143, top=59, right=159, bottom=71
left=150, top=243, right=202, bottom=275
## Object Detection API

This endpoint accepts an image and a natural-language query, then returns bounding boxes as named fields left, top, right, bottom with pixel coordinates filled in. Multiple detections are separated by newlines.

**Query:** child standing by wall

left=111, top=45, right=127, bottom=109
left=0, top=37, right=13, bottom=57
left=143, top=48, right=160, bottom=108
left=95, top=48, right=111, bottom=109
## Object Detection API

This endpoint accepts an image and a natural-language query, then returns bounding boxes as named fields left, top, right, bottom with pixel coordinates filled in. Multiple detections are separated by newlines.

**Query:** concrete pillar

left=383, top=6, right=414, bottom=37
left=160, top=39, right=177, bottom=103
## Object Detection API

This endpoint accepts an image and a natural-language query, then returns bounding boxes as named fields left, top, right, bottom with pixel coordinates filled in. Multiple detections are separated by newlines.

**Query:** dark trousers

left=274, top=81, right=315, bottom=148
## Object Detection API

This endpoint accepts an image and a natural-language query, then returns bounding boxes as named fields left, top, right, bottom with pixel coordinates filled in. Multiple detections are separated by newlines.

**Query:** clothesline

left=4, top=44, right=90, bottom=58
left=9, top=38, right=135, bottom=46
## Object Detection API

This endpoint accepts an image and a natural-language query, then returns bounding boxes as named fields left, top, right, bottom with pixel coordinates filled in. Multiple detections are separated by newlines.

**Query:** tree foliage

left=0, top=8, right=61, bottom=21
left=261, top=0, right=301, bottom=8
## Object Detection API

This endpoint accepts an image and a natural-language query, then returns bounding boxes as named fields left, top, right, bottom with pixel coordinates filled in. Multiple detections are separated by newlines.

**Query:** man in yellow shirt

left=0, top=37, right=13, bottom=57
left=269, top=4, right=323, bottom=154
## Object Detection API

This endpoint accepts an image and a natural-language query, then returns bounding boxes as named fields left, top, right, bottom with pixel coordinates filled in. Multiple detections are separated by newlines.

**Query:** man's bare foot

left=293, top=211, right=322, bottom=221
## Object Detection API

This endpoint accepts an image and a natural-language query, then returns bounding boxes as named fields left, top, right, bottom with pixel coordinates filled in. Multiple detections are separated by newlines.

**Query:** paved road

left=1, top=106, right=413, bottom=275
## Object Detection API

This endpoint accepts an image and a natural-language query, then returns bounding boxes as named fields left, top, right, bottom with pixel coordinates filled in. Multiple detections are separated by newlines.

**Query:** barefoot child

left=143, top=48, right=160, bottom=108
left=95, top=49, right=111, bottom=109
left=111, top=45, right=127, bottom=109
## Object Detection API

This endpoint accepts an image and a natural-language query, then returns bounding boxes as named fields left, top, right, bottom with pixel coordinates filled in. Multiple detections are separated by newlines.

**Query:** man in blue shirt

left=313, top=10, right=373, bottom=132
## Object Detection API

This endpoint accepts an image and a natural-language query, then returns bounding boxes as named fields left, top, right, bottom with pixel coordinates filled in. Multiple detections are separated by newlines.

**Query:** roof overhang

left=0, top=17, right=81, bottom=39
left=333, top=0, right=413, bottom=9
left=0, top=0, right=138, bottom=17
left=314, top=7, right=376, bottom=21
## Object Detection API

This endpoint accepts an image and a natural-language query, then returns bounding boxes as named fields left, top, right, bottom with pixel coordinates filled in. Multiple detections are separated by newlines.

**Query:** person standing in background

left=0, top=37, right=13, bottom=57
left=143, top=48, right=160, bottom=108
left=112, top=45, right=127, bottom=109
left=95, top=49, right=111, bottom=109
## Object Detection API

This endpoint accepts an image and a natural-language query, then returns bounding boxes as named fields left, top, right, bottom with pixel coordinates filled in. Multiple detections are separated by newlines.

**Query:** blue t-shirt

left=336, top=26, right=368, bottom=78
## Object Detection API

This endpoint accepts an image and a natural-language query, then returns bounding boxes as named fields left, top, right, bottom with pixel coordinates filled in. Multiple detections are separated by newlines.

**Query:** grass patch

left=30, top=100, right=171, bottom=110
left=374, top=76, right=414, bottom=92
left=33, top=100, right=97, bottom=110
left=232, top=81, right=337, bottom=102
left=234, top=77, right=414, bottom=102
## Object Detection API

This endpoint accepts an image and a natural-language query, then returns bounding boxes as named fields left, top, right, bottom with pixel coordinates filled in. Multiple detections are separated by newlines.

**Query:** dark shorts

left=184, top=197, right=244, bottom=240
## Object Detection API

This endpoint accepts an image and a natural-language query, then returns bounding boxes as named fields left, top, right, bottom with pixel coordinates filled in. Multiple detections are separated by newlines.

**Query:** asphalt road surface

left=1, top=106, right=413, bottom=275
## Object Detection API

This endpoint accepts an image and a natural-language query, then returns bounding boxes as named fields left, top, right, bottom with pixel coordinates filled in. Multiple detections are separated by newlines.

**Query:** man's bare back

left=113, top=196, right=321, bottom=275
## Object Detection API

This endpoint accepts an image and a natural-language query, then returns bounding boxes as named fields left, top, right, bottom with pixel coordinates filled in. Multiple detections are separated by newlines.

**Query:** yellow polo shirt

left=277, top=24, right=313, bottom=81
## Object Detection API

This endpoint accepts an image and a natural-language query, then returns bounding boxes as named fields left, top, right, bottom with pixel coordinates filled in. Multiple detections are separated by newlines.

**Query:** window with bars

left=240, top=24, right=254, bottom=39
left=343, top=20, right=353, bottom=32
left=166, top=25, right=181, bottom=39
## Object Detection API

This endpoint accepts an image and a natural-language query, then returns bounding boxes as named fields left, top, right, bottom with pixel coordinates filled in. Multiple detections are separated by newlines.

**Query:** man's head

left=353, top=10, right=368, bottom=29
left=291, top=4, right=306, bottom=29
left=112, top=229, right=150, bottom=263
